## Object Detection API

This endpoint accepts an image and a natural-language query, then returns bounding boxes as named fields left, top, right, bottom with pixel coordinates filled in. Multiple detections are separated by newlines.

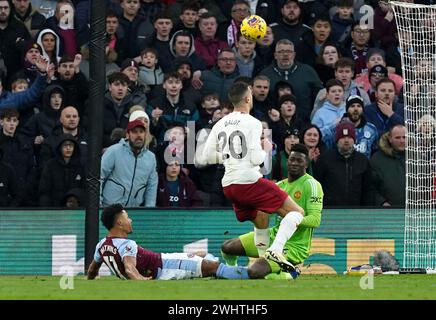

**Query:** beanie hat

left=369, top=65, right=388, bottom=79
left=120, top=58, right=139, bottom=71
left=129, top=110, right=150, bottom=122
left=335, top=121, right=356, bottom=142
left=24, top=41, right=43, bottom=55
left=278, top=94, right=297, bottom=107
left=345, top=94, right=364, bottom=110
left=285, top=128, right=300, bottom=138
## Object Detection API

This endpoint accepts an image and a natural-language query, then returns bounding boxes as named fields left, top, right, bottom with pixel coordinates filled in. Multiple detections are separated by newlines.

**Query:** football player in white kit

left=195, top=81, right=305, bottom=272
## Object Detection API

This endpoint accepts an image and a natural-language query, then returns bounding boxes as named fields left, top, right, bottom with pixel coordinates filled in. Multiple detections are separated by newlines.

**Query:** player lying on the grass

left=195, top=81, right=305, bottom=273
left=221, top=144, right=324, bottom=279
left=87, top=204, right=249, bottom=280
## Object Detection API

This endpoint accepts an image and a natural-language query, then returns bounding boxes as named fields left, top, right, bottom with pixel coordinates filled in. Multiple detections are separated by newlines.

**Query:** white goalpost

left=391, top=1, right=436, bottom=273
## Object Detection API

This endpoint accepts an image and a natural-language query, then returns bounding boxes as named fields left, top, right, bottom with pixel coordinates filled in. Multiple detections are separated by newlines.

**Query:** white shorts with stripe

left=156, top=253, right=203, bottom=280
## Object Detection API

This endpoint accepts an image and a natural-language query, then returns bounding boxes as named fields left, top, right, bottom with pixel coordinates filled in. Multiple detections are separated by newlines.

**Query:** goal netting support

left=391, top=1, right=436, bottom=273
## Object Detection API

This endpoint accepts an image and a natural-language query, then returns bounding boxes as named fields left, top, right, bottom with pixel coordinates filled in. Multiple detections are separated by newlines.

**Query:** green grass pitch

left=1, top=275, right=435, bottom=300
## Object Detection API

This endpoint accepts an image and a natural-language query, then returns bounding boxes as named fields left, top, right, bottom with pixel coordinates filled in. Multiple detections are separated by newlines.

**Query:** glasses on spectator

left=0, top=6, right=10, bottom=10
left=205, top=96, right=218, bottom=100
left=276, top=50, right=294, bottom=55
left=232, top=8, right=249, bottom=13
left=353, top=29, right=370, bottom=35
left=218, top=57, right=236, bottom=62
left=371, top=72, right=386, bottom=77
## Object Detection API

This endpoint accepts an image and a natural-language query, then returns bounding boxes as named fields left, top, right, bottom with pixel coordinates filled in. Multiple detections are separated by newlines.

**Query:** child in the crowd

left=312, top=79, right=346, bottom=140
left=11, top=78, right=29, bottom=93
left=197, top=92, right=220, bottom=130
left=138, top=47, right=164, bottom=90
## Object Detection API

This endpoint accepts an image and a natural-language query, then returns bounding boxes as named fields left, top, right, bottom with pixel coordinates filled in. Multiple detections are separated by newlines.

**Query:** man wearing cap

left=120, top=58, right=148, bottom=107
left=314, top=120, right=373, bottom=206
left=101, top=118, right=158, bottom=207
left=270, top=0, right=311, bottom=47
left=366, top=64, right=389, bottom=102
left=364, top=77, right=404, bottom=138
left=323, top=94, right=378, bottom=158
left=7, top=41, right=43, bottom=89
left=0, top=53, right=52, bottom=111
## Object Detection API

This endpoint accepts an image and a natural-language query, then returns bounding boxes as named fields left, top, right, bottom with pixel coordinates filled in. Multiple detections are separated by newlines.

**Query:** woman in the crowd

left=299, top=124, right=326, bottom=176
left=36, top=28, right=61, bottom=66
left=315, top=42, right=341, bottom=86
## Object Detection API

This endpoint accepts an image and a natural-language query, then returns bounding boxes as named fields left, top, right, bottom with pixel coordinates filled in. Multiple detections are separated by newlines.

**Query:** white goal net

left=391, top=1, right=436, bottom=272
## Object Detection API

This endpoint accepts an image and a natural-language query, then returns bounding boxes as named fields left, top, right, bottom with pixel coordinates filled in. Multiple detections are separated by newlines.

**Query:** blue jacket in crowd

left=364, top=102, right=404, bottom=137
left=0, top=73, right=47, bottom=110
left=312, top=101, right=346, bottom=139
left=101, top=139, right=158, bottom=207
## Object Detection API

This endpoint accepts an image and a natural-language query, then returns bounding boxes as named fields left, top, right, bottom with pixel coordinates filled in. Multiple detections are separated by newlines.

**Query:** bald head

left=60, top=106, right=79, bottom=131
left=388, top=125, right=406, bottom=152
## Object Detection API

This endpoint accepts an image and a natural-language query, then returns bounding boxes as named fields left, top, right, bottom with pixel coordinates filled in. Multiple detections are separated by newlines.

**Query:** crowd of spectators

left=1, top=0, right=433, bottom=209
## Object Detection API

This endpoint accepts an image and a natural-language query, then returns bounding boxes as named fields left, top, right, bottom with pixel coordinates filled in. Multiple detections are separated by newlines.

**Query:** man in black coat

left=0, top=108, right=36, bottom=206
left=314, top=120, right=374, bottom=206
left=39, top=105, right=87, bottom=170
left=0, top=0, right=31, bottom=83
left=38, top=133, right=85, bottom=207
left=11, top=0, right=46, bottom=38
left=0, top=145, right=21, bottom=207
left=51, top=54, right=88, bottom=117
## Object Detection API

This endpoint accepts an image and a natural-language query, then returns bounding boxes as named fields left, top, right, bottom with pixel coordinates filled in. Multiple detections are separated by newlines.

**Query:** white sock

left=268, top=212, right=303, bottom=253
left=254, top=227, right=269, bottom=257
